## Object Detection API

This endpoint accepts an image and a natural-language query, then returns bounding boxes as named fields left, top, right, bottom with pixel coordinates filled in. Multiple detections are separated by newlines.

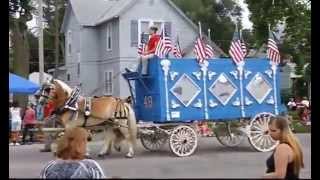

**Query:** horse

left=39, top=79, right=137, bottom=158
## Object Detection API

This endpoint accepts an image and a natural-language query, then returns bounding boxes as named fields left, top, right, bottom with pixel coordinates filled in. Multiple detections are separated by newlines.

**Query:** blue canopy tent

left=9, top=73, right=40, bottom=94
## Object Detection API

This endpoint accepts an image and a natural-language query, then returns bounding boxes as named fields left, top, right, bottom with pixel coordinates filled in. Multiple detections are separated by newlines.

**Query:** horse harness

left=53, top=87, right=130, bottom=129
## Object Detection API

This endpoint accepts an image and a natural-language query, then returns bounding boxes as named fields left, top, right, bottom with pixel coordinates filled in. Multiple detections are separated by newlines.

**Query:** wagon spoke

left=169, top=126, right=198, bottom=157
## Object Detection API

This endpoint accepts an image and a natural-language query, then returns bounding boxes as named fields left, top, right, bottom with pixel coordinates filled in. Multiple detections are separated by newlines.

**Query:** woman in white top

left=10, top=101, right=22, bottom=146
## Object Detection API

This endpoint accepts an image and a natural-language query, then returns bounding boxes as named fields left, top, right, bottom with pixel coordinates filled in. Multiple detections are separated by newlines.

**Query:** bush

left=288, top=110, right=310, bottom=133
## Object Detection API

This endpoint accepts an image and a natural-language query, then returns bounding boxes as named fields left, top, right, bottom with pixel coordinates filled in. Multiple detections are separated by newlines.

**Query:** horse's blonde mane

left=54, top=79, right=73, bottom=96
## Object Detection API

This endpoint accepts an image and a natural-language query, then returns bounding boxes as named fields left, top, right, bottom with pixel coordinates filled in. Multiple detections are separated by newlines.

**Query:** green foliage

left=9, top=0, right=35, bottom=31
left=245, top=0, right=310, bottom=96
left=288, top=111, right=310, bottom=133
left=172, top=0, right=245, bottom=53
left=245, top=0, right=310, bottom=58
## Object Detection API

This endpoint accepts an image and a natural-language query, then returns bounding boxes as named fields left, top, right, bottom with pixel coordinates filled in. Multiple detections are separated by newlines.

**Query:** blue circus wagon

left=122, top=56, right=287, bottom=157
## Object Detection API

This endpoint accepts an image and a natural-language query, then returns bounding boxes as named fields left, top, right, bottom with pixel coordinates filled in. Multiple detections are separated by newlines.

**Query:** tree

left=9, top=0, right=34, bottom=77
left=42, top=0, right=66, bottom=75
left=172, top=0, right=244, bottom=53
left=9, top=0, right=35, bottom=106
left=245, top=0, right=310, bottom=97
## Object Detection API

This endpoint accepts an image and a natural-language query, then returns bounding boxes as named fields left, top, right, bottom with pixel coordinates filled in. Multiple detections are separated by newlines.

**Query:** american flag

left=240, top=30, right=247, bottom=57
left=138, top=33, right=148, bottom=55
left=193, top=37, right=207, bottom=63
left=172, top=36, right=183, bottom=58
left=267, top=31, right=281, bottom=64
left=229, top=28, right=245, bottom=64
left=205, top=42, right=214, bottom=58
left=138, top=43, right=145, bottom=55
left=241, top=40, right=247, bottom=57
left=155, top=30, right=172, bottom=58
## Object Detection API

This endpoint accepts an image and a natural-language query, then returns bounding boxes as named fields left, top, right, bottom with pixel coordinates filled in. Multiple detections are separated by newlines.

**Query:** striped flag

left=138, top=33, right=148, bottom=55
left=138, top=43, right=145, bottom=55
left=155, top=30, right=172, bottom=58
left=229, top=27, right=245, bottom=65
left=241, top=40, right=247, bottom=57
left=205, top=42, right=214, bottom=58
left=267, top=31, right=281, bottom=64
left=172, top=36, right=183, bottom=58
left=193, top=37, right=207, bottom=63
left=240, top=30, right=247, bottom=57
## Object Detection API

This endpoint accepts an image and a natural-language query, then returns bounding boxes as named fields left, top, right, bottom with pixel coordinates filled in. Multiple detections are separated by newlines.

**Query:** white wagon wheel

left=169, top=125, right=198, bottom=157
left=140, top=128, right=167, bottom=151
left=214, top=121, right=246, bottom=147
left=248, top=112, right=279, bottom=152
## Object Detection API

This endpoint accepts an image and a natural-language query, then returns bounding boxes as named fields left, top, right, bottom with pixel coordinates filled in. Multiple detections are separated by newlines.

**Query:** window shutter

left=164, top=22, right=172, bottom=37
left=131, top=20, right=138, bottom=47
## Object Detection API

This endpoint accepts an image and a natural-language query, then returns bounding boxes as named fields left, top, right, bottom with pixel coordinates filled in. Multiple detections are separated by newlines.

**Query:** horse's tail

left=124, top=103, right=137, bottom=146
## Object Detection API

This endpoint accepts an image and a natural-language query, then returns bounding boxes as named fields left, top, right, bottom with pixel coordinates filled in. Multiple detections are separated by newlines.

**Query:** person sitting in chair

left=126, top=24, right=160, bottom=75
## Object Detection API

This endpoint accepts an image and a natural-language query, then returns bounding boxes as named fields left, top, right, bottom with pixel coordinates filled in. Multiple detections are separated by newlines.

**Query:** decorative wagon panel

left=133, top=57, right=286, bottom=123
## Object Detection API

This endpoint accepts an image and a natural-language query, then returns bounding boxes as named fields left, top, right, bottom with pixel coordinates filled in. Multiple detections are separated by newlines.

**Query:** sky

left=237, top=0, right=253, bottom=29
left=27, top=0, right=253, bottom=32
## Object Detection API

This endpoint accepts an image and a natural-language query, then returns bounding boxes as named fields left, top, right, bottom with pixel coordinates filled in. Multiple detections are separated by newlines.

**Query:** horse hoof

left=114, top=146, right=121, bottom=152
left=98, top=152, right=110, bottom=158
left=125, top=154, right=134, bottom=158
left=97, top=154, right=105, bottom=159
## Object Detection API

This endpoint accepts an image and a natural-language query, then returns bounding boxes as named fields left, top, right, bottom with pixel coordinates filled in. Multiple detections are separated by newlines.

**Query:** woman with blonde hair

left=263, top=116, right=304, bottom=179
left=40, top=127, right=106, bottom=179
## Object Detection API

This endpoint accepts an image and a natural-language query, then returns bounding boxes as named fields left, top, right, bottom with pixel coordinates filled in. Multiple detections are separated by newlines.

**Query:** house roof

left=61, top=0, right=226, bottom=55
left=61, top=0, right=135, bottom=29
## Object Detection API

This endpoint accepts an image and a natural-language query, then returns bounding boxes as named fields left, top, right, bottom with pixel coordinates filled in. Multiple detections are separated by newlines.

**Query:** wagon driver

left=127, top=24, right=160, bottom=75
left=141, top=24, right=160, bottom=74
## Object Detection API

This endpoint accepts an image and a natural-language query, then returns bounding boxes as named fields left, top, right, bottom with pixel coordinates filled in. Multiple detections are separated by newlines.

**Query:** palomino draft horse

left=39, top=79, right=137, bottom=158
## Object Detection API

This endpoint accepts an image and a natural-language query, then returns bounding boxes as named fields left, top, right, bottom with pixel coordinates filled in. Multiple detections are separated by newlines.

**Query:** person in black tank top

left=266, top=147, right=298, bottom=179
left=262, top=116, right=304, bottom=179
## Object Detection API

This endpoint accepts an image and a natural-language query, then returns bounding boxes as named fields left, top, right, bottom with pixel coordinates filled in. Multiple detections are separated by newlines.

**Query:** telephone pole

left=38, top=0, right=44, bottom=85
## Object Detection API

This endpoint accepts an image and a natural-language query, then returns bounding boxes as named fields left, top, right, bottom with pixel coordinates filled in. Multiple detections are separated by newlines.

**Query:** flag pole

left=198, top=21, right=202, bottom=38
left=208, top=28, right=211, bottom=41
left=268, top=23, right=279, bottom=115
left=235, top=23, right=245, bottom=118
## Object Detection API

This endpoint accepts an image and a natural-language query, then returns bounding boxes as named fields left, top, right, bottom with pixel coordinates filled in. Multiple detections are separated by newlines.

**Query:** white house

left=60, top=0, right=226, bottom=98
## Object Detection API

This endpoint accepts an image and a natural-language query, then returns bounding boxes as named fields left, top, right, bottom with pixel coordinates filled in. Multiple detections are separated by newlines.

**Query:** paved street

left=10, top=133, right=311, bottom=178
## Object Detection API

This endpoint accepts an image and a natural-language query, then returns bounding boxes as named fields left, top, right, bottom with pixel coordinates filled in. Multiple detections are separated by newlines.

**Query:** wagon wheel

left=169, top=125, right=198, bottom=157
left=214, top=121, right=246, bottom=147
left=140, top=128, right=167, bottom=151
left=248, top=112, right=279, bottom=152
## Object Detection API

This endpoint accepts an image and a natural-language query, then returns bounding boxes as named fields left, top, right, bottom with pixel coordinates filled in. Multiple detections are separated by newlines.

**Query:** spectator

left=35, top=94, right=45, bottom=132
left=40, top=127, right=106, bottom=179
left=301, top=97, right=310, bottom=108
left=40, top=99, right=58, bottom=152
left=287, top=98, right=297, bottom=111
left=21, top=103, right=37, bottom=144
left=197, top=122, right=213, bottom=137
left=9, top=102, right=12, bottom=140
left=263, top=116, right=304, bottom=179
left=10, top=101, right=22, bottom=146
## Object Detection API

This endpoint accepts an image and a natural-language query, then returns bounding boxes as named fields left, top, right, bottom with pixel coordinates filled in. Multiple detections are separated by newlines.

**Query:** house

left=60, top=0, right=225, bottom=98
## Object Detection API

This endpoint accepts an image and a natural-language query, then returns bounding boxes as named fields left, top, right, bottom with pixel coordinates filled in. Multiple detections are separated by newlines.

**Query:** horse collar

left=64, top=87, right=81, bottom=111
